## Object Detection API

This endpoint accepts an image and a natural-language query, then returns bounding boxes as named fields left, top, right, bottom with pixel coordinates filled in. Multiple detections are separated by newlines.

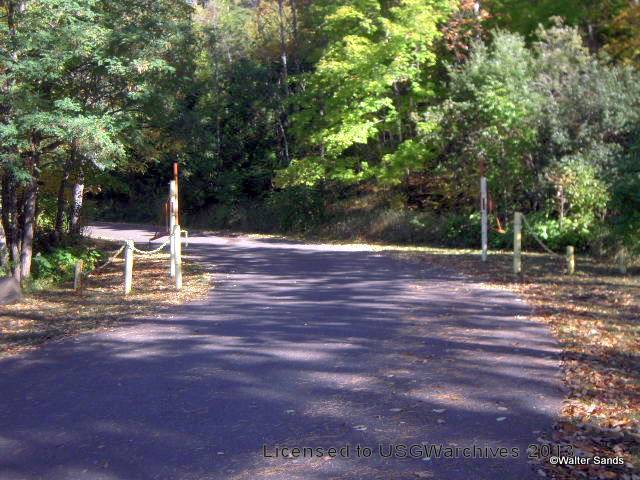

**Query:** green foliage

left=32, top=247, right=102, bottom=285
left=280, top=0, right=455, bottom=186
left=378, top=140, right=433, bottom=185
left=484, top=0, right=627, bottom=41
left=264, top=187, right=329, bottom=232
left=3, top=0, right=640, bottom=260
left=0, top=0, right=196, bottom=280
left=424, top=24, right=640, bottom=251
left=435, top=31, right=543, bottom=208
left=524, top=214, right=595, bottom=251
left=610, top=139, right=640, bottom=252
left=545, top=156, right=610, bottom=225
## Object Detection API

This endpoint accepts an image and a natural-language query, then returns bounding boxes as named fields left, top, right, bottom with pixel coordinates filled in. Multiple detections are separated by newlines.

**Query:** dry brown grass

left=0, top=244, right=211, bottom=358
left=396, top=249, right=640, bottom=480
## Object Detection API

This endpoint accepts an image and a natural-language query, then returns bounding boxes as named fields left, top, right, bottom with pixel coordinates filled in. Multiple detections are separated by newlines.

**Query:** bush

left=263, top=187, right=329, bottom=232
left=32, top=247, right=103, bottom=286
left=522, top=213, right=599, bottom=251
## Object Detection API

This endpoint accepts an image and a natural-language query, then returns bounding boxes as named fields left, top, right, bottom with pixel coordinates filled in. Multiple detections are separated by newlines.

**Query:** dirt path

left=0, top=223, right=563, bottom=480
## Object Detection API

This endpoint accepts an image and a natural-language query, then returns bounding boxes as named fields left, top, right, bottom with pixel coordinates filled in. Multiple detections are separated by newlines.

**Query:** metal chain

left=521, top=214, right=564, bottom=258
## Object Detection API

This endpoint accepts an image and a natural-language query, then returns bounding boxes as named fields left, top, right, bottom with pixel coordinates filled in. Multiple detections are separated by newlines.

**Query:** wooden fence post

left=124, top=240, right=133, bottom=295
left=566, top=246, right=575, bottom=275
left=481, top=177, right=488, bottom=262
left=174, top=225, right=182, bottom=290
left=513, top=212, right=522, bottom=275
left=169, top=180, right=177, bottom=278
left=618, top=248, right=627, bottom=275
left=74, top=260, right=84, bottom=292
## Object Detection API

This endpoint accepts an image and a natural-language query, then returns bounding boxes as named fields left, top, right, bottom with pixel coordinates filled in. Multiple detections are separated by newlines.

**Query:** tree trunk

left=290, top=0, right=300, bottom=73
left=277, top=118, right=290, bottom=167
left=277, top=0, right=289, bottom=93
left=0, top=218, right=7, bottom=269
left=277, top=0, right=291, bottom=165
left=19, top=168, right=38, bottom=281
left=1, top=1, right=28, bottom=282
left=18, top=136, right=42, bottom=282
left=69, top=161, right=85, bottom=236
left=557, top=185, right=565, bottom=228
left=1, top=172, right=21, bottom=282
left=54, top=148, right=74, bottom=241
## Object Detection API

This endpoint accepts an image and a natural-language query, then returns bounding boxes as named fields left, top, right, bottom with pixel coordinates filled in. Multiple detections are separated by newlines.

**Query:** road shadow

left=0, top=229, right=564, bottom=480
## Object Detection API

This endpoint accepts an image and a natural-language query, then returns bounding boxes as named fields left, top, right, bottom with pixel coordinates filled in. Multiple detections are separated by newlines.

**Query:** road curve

left=0, top=223, right=563, bottom=480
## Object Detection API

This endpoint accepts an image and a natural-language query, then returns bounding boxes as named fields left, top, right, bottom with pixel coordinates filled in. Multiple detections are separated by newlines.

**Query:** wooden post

left=481, top=177, right=488, bottom=262
left=74, top=260, right=84, bottom=292
left=173, top=162, right=180, bottom=226
left=618, top=248, right=627, bottom=275
left=174, top=225, right=182, bottom=290
left=124, top=240, right=134, bottom=295
left=169, top=180, right=177, bottom=277
left=566, top=246, right=575, bottom=275
left=513, top=212, right=522, bottom=275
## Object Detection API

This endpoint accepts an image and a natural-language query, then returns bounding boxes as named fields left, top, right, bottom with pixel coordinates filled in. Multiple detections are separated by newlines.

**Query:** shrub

left=32, top=247, right=103, bottom=286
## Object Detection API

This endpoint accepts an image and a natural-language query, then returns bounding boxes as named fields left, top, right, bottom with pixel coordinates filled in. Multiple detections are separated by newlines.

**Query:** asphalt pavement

left=0, top=223, right=563, bottom=480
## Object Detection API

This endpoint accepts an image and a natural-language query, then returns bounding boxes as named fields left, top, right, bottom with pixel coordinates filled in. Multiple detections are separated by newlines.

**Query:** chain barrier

left=83, top=245, right=126, bottom=280
left=131, top=229, right=188, bottom=255
left=521, top=214, right=564, bottom=258
left=132, top=238, right=171, bottom=256
left=78, top=229, right=189, bottom=290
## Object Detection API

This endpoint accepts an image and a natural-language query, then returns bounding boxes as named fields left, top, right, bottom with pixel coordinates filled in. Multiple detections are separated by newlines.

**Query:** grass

left=0, top=240, right=211, bottom=357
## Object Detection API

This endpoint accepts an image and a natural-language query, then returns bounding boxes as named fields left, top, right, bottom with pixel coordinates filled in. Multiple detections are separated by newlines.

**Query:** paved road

left=0, top=224, right=563, bottom=480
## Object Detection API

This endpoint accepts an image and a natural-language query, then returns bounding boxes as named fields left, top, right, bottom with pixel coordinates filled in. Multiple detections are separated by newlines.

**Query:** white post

left=618, top=248, right=627, bottom=275
left=174, top=225, right=183, bottom=290
left=481, top=177, right=488, bottom=262
left=169, top=180, right=177, bottom=277
left=566, top=246, right=575, bottom=275
left=513, top=212, right=522, bottom=275
left=74, top=260, right=84, bottom=292
left=124, top=240, right=134, bottom=295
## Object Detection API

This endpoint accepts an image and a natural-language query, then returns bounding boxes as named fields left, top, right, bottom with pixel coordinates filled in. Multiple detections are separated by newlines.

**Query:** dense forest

left=1, top=0, right=640, bottom=283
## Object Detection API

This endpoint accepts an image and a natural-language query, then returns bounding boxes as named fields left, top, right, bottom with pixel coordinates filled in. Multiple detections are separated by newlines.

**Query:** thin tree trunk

left=557, top=185, right=565, bottom=228
left=1, top=172, right=21, bottom=281
left=0, top=217, right=7, bottom=269
left=586, top=23, right=599, bottom=52
left=19, top=169, right=38, bottom=281
left=55, top=147, right=74, bottom=241
left=18, top=136, right=41, bottom=282
left=277, top=0, right=291, bottom=165
left=2, top=1, right=27, bottom=282
left=290, top=0, right=300, bottom=73
left=8, top=1, right=26, bottom=58
left=277, top=118, right=290, bottom=167
left=277, top=0, right=289, bottom=93
left=69, top=161, right=85, bottom=236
